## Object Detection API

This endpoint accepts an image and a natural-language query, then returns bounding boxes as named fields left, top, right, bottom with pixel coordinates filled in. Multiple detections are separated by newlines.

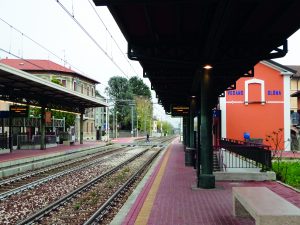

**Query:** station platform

left=0, top=137, right=299, bottom=225
left=113, top=139, right=300, bottom=225
left=0, top=141, right=106, bottom=163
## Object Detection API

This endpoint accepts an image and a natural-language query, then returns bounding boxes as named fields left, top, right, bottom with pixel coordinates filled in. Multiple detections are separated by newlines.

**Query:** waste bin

left=185, top=147, right=196, bottom=167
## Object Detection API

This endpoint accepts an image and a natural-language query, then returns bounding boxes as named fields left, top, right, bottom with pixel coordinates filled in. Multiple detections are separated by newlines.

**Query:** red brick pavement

left=124, top=141, right=300, bottom=225
left=0, top=141, right=105, bottom=163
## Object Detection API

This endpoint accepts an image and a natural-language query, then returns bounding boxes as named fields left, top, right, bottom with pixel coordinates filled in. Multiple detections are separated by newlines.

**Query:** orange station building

left=219, top=60, right=295, bottom=150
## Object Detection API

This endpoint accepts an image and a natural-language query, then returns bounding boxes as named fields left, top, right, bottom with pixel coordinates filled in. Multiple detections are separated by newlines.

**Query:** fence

left=17, top=135, right=57, bottom=149
left=0, top=134, right=8, bottom=149
left=219, top=138, right=272, bottom=171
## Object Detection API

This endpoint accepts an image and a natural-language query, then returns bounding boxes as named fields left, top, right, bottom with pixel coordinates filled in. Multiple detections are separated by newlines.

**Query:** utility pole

left=137, top=115, right=139, bottom=137
left=105, top=101, right=109, bottom=141
left=130, top=103, right=134, bottom=137
left=113, top=107, right=115, bottom=139
left=160, top=117, right=163, bottom=137
left=115, top=111, right=118, bottom=138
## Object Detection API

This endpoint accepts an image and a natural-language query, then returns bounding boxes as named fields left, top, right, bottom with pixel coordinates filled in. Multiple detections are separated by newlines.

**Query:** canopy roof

left=0, top=63, right=107, bottom=113
left=94, top=0, right=300, bottom=113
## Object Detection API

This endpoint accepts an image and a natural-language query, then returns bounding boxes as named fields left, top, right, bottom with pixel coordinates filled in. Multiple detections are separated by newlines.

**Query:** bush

left=272, top=160, right=300, bottom=189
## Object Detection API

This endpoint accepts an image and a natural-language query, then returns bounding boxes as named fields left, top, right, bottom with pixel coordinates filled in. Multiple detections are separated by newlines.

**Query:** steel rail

left=0, top=145, right=109, bottom=170
left=16, top=148, right=150, bottom=225
left=83, top=147, right=163, bottom=225
left=0, top=146, right=132, bottom=200
left=0, top=146, right=117, bottom=186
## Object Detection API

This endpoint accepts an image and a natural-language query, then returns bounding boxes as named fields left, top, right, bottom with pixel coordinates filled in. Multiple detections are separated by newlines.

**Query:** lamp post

left=136, top=115, right=139, bottom=137
left=115, top=111, right=118, bottom=138
left=105, top=101, right=109, bottom=142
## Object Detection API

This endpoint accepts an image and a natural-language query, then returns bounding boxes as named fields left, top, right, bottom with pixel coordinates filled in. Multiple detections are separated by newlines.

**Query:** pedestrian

left=146, top=133, right=149, bottom=142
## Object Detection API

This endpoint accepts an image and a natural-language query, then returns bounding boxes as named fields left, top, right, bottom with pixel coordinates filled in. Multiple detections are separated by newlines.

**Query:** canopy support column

left=189, top=98, right=196, bottom=148
left=196, top=110, right=201, bottom=180
left=40, top=105, right=46, bottom=150
left=80, top=110, right=84, bottom=144
left=198, top=69, right=215, bottom=189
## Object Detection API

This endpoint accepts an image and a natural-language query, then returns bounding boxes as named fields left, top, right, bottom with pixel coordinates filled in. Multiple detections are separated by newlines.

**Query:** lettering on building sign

left=227, top=90, right=244, bottom=95
left=267, top=90, right=281, bottom=95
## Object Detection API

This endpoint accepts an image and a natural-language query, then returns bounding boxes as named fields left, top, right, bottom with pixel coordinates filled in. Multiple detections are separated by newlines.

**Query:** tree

left=106, top=76, right=153, bottom=131
left=106, top=76, right=133, bottom=129
left=29, top=107, right=76, bottom=128
left=157, top=120, right=174, bottom=135
left=135, top=96, right=153, bottom=132
left=129, top=76, right=151, bottom=99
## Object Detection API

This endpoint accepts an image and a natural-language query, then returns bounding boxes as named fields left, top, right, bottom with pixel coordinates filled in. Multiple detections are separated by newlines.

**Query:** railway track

left=83, top=147, right=163, bottom=225
left=0, top=146, right=130, bottom=199
left=0, top=146, right=150, bottom=224
left=15, top=147, right=153, bottom=225
left=0, top=137, right=176, bottom=224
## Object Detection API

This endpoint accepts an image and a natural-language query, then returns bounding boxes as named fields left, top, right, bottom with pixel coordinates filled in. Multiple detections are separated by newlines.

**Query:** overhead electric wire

left=87, top=0, right=139, bottom=77
left=0, top=17, right=96, bottom=82
left=56, top=0, right=129, bottom=78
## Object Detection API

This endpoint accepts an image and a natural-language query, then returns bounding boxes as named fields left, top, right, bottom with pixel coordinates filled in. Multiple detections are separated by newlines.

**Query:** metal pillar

left=9, top=114, right=13, bottom=152
left=131, top=105, right=134, bottom=137
left=40, top=106, right=46, bottom=150
left=189, top=98, right=196, bottom=148
left=196, top=111, right=201, bottom=180
left=198, top=69, right=215, bottom=189
left=183, top=117, right=187, bottom=146
left=186, top=114, right=191, bottom=147
left=80, top=112, right=84, bottom=144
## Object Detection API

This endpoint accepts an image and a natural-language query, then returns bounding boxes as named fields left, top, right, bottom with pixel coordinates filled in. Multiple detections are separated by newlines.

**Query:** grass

left=272, top=160, right=300, bottom=189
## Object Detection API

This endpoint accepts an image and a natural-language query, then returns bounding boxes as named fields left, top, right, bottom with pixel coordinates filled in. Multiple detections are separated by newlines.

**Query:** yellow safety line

left=134, top=146, right=172, bottom=225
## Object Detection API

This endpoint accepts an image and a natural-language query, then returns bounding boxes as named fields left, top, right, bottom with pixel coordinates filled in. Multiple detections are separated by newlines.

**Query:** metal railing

left=219, top=138, right=272, bottom=171
left=0, top=134, right=8, bottom=149
left=17, top=135, right=57, bottom=149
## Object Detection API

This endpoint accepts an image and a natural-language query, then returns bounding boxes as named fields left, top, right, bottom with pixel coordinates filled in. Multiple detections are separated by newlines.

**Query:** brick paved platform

left=0, top=141, right=105, bottom=163
left=122, top=140, right=300, bottom=225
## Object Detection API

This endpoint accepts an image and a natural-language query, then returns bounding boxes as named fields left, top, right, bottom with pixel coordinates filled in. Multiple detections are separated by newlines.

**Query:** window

left=86, top=122, right=89, bottom=132
left=91, top=123, right=93, bottom=132
left=61, top=80, right=66, bottom=87
left=81, top=84, right=84, bottom=94
left=244, top=78, right=265, bottom=105
left=73, top=81, right=76, bottom=91
left=92, top=87, right=94, bottom=96
left=87, top=86, right=90, bottom=96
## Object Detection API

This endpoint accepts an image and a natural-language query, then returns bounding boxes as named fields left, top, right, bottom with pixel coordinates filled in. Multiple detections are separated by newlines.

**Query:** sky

left=0, top=0, right=180, bottom=127
left=1, top=0, right=300, bottom=129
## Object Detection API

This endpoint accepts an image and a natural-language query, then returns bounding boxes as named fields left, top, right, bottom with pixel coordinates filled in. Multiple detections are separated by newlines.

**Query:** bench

left=232, top=187, right=300, bottom=225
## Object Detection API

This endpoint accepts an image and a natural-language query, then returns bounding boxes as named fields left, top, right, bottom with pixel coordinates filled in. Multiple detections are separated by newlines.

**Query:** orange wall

left=226, top=63, right=284, bottom=148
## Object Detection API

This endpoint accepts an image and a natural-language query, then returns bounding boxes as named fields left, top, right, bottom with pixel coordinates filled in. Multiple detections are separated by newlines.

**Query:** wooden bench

left=232, top=187, right=300, bottom=225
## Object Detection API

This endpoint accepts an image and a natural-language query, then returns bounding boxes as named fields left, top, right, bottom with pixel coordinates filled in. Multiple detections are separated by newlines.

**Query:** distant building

left=218, top=60, right=295, bottom=150
left=0, top=58, right=101, bottom=140
left=94, top=94, right=107, bottom=140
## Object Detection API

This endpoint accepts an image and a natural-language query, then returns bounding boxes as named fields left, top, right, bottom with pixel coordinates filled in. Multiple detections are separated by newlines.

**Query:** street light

left=136, top=115, right=139, bottom=137
left=115, top=111, right=118, bottom=138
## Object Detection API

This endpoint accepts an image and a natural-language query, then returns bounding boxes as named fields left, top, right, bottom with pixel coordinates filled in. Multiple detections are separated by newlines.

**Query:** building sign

left=171, top=105, right=189, bottom=117
left=267, top=90, right=281, bottom=95
left=45, top=111, right=52, bottom=123
left=227, top=90, right=244, bottom=95
left=9, top=105, right=29, bottom=118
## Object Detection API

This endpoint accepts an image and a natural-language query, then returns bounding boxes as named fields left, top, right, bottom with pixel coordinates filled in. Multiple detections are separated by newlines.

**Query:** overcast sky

left=1, top=0, right=300, bottom=128
left=0, top=0, right=180, bottom=127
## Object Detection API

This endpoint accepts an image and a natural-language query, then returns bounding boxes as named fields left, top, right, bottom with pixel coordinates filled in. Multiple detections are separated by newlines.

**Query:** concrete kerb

left=110, top=143, right=171, bottom=225
left=0, top=143, right=113, bottom=178
left=214, top=171, right=276, bottom=181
